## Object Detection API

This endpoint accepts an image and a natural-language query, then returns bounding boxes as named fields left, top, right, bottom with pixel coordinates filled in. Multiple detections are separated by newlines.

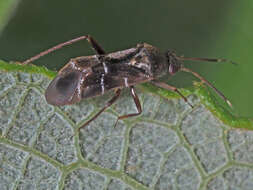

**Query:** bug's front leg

left=114, top=86, right=142, bottom=127
left=150, top=80, right=193, bottom=108
left=180, top=67, right=232, bottom=107
left=22, top=35, right=105, bottom=65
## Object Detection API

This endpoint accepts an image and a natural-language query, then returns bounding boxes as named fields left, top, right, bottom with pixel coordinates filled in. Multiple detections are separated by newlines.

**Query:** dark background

left=0, top=0, right=252, bottom=117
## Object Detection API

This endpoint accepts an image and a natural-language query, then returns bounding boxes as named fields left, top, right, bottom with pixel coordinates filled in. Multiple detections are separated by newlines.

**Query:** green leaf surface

left=1, top=60, right=253, bottom=190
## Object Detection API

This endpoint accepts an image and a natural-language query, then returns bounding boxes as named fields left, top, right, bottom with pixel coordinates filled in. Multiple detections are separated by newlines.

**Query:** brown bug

left=21, top=35, right=234, bottom=130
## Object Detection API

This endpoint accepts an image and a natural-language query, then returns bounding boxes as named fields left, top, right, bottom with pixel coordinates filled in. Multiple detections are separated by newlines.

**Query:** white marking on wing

left=103, top=62, right=108, bottom=73
left=124, top=77, right=129, bottom=87
left=101, top=74, right=105, bottom=94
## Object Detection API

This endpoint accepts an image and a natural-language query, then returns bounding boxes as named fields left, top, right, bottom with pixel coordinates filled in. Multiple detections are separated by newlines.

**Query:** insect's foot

left=113, top=119, right=119, bottom=128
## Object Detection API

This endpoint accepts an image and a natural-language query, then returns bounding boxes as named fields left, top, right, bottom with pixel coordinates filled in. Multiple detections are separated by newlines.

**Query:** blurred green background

left=0, top=0, right=252, bottom=117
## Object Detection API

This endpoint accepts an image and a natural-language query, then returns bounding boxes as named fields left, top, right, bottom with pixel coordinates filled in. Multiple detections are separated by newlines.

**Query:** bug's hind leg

left=150, top=80, right=193, bottom=108
left=87, top=35, right=105, bottom=55
left=114, top=86, right=142, bottom=127
left=22, top=35, right=105, bottom=65
left=78, top=89, right=121, bottom=132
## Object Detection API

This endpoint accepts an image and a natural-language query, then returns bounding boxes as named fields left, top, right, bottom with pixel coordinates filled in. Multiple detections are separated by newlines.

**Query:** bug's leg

left=78, top=89, right=121, bottom=132
left=114, top=86, right=142, bottom=127
left=180, top=67, right=232, bottom=107
left=22, top=35, right=105, bottom=65
left=150, top=80, right=193, bottom=108
left=87, top=36, right=106, bottom=55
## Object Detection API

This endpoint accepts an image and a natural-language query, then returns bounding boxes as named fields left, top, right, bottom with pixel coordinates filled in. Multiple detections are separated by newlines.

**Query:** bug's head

left=166, top=50, right=182, bottom=75
left=45, top=70, right=82, bottom=106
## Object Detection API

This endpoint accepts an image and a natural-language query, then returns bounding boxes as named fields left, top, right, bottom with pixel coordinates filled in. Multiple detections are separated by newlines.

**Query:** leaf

left=1, top=60, right=253, bottom=190
left=0, top=0, right=20, bottom=34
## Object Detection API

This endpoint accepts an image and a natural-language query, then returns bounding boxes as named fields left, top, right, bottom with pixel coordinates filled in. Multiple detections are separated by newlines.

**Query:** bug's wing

left=45, top=71, right=82, bottom=105
left=81, top=65, right=151, bottom=99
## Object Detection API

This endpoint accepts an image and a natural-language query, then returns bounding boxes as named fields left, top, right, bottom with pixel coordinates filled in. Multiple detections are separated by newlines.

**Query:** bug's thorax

left=131, top=43, right=168, bottom=78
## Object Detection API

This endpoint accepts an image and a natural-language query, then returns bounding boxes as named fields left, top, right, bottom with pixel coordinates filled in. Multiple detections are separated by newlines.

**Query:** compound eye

left=45, top=71, right=81, bottom=105
left=169, top=61, right=181, bottom=75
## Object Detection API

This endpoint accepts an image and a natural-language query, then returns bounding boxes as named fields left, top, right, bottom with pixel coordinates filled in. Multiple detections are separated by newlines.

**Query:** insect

left=21, top=35, right=234, bottom=131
